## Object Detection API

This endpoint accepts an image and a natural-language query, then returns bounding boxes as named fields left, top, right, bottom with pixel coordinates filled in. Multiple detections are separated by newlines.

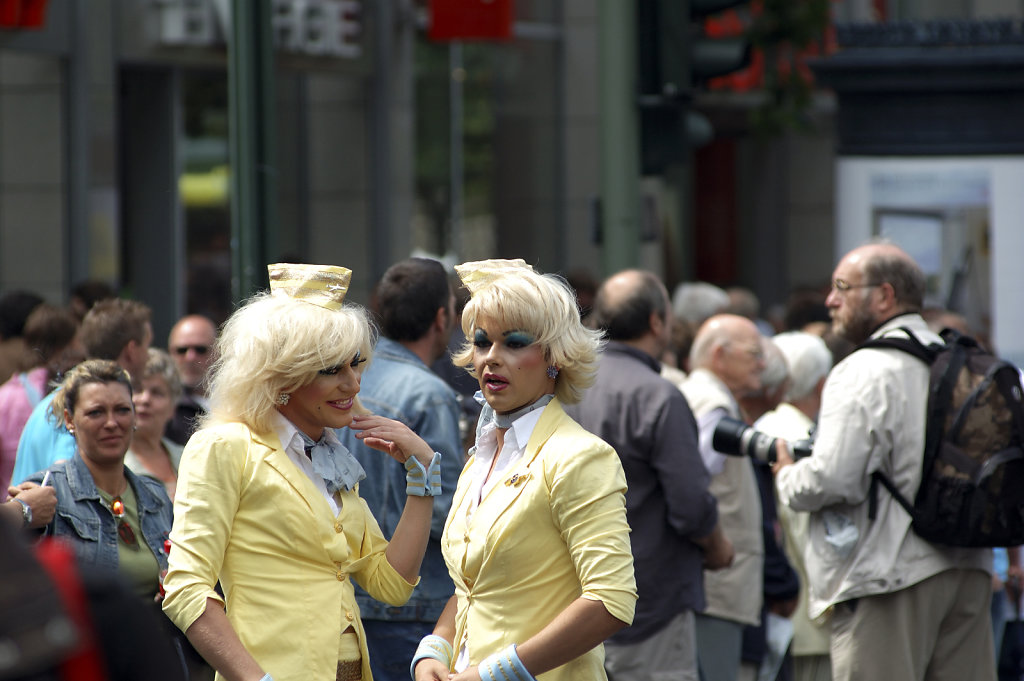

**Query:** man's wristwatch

left=13, top=498, right=32, bottom=527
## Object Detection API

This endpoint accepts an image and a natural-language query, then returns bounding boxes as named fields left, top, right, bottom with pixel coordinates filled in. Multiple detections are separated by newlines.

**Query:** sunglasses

left=110, top=496, right=138, bottom=547
left=172, top=345, right=210, bottom=356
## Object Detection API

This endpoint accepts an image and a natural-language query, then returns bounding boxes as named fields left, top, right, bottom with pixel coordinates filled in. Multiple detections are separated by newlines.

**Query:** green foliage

left=747, top=0, right=831, bottom=136
left=414, top=39, right=497, bottom=253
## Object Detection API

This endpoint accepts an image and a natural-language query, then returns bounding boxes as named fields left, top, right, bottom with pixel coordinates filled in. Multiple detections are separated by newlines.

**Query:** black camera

left=712, top=416, right=813, bottom=465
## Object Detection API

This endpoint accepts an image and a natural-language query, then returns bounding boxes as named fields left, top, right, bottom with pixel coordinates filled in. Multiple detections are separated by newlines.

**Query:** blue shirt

left=337, top=336, right=464, bottom=622
left=11, top=390, right=76, bottom=484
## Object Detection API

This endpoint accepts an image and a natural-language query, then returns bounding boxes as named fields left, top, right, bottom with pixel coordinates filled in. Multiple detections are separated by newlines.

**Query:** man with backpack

left=773, top=242, right=995, bottom=681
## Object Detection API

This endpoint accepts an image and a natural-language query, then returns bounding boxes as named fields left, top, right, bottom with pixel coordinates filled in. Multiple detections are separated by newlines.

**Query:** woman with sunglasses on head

left=162, top=264, right=440, bottom=681
left=27, top=359, right=174, bottom=600
left=411, top=260, right=636, bottom=681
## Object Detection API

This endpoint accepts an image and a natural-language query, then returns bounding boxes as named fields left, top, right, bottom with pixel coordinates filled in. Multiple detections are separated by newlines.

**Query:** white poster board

left=836, top=157, right=1024, bottom=368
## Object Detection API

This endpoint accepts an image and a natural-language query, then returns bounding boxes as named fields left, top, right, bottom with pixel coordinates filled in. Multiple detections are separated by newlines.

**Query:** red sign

left=0, top=0, right=49, bottom=29
left=428, top=0, right=514, bottom=42
left=704, top=4, right=837, bottom=93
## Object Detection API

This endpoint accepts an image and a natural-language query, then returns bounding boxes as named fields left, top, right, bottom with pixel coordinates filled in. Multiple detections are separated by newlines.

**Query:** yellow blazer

left=442, top=399, right=636, bottom=681
left=162, top=422, right=416, bottom=681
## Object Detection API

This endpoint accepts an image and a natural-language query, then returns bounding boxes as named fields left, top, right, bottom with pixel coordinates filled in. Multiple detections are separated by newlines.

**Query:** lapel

left=471, top=399, right=566, bottom=529
left=251, top=428, right=337, bottom=520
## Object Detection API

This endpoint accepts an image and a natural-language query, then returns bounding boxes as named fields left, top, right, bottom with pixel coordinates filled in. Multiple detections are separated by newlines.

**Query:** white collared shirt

left=455, top=403, right=548, bottom=673
left=271, top=410, right=342, bottom=515
left=465, top=406, right=546, bottom=515
left=696, top=406, right=730, bottom=476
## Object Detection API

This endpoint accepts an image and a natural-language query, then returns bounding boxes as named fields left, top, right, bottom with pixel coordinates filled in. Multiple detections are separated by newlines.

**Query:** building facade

left=1, top=0, right=1019, bottom=358
left=0, top=0, right=583, bottom=343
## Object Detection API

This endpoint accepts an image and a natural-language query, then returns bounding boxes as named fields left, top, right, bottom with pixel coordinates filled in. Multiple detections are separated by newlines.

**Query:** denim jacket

left=337, top=337, right=464, bottom=621
left=28, top=453, right=174, bottom=573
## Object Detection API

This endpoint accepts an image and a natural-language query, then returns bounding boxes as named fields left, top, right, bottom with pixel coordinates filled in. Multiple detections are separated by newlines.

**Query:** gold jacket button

left=336, top=570, right=347, bottom=581
left=346, top=611, right=355, bottom=621
left=334, top=522, right=343, bottom=533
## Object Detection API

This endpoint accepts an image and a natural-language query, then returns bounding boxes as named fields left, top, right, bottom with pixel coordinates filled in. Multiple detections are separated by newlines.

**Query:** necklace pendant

left=111, top=496, right=126, bottom=519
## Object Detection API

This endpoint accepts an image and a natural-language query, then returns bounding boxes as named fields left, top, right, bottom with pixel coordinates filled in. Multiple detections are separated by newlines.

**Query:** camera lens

left=712, top=416, right=779, bottom=464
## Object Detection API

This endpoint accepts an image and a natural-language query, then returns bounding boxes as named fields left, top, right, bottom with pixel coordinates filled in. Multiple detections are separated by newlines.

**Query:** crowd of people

left=1, top=244, right=1016, bottom=681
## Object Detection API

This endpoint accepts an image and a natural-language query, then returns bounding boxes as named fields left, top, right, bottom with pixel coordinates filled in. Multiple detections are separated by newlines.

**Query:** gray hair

left=145, top=347, right=183, bottom=405
left=672, top=282, right=729, bottom=326
left=773, top=331, right=833, bottom=403
left=759, top=337, right=789, bottom=392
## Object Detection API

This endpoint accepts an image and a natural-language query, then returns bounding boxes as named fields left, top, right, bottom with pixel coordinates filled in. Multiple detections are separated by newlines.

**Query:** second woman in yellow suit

left=162, top=264, right=443, bottom=681
left=412, top=260, right=637, bottom=681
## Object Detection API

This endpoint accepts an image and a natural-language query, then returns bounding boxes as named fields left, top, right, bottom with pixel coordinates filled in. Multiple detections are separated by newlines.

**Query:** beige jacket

left=776, top=315, right=990, bottom=619
left=681, top=368, right=764, bottom=626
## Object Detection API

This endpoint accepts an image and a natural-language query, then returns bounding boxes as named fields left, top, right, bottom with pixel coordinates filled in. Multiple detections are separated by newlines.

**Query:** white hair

left=772, top=331, right=833, bottom=403
left=672, top=281, right=729, bottom=326
left=760, top=337, right=789, bottom=392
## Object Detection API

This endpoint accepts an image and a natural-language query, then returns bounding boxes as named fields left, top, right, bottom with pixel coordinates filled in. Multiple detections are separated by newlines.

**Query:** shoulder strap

left=857, top=326, right=939, bottom=364
left=870, top=469, right=917, bottom=521
left=17, top=371, right=44, bottom=407
left=859, top=327, right=939, bottom=523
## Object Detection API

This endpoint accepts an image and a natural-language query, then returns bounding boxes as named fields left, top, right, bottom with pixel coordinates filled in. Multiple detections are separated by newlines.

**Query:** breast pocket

left=56, top=510, right=103, bottom=564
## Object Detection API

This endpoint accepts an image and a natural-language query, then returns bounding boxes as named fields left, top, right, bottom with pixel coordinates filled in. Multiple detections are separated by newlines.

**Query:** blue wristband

left=405, top=452, right=442, bottom=497
left=410, top=634, right=453, bottom=679
left=258, top=674, right=272, bottom=681
left=478, top=644, right=535, bottom=681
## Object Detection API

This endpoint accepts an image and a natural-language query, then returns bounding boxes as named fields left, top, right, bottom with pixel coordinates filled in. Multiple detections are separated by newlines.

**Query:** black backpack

left=860, top=327, right=1024, bottom=547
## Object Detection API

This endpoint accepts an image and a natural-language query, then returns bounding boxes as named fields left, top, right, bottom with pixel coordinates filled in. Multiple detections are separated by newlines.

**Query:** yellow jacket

left=442, top=400, right=636, bottom=681
left=162, top=422, right=416, bottom=681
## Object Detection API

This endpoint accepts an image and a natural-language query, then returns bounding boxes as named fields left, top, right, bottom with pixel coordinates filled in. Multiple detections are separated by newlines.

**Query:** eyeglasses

left=109, top=496, right=138, bottom=547
left=172, top=345, right=210, bottom=356
left=831, top=279, right=881, bottom=293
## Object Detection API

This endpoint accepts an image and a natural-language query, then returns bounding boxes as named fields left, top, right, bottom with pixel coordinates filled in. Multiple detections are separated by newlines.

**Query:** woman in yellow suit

left=163, top=264, right=442, bottom=681
left=412, top=260, right=637, bottom=681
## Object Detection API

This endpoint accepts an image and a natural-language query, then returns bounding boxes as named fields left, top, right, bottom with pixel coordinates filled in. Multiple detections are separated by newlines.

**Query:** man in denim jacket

left=337, top=257, right=462, bottom=681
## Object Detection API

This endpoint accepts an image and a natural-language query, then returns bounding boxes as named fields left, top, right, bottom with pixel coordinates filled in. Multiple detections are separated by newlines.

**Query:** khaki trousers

left=604, top=610, right=699, bottom=681
left=830, top=568, right=994, bottom=681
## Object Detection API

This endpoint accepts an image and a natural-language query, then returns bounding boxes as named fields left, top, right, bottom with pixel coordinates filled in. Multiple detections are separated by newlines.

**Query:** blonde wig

left=452, top=261, right=603, bottom=405
left=202, top=291, right=375, bottom=433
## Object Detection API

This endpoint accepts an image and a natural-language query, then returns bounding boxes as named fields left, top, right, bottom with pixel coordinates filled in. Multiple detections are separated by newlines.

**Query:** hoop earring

left=276, top=393, right=291, bottom=406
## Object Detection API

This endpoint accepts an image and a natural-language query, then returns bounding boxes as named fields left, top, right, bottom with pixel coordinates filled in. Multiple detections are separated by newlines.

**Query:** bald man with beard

left=773, top=243, right=993, bottom=681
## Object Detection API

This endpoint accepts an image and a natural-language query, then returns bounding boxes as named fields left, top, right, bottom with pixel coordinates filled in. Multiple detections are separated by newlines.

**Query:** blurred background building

left=0, top=0, right=1022, bottom=363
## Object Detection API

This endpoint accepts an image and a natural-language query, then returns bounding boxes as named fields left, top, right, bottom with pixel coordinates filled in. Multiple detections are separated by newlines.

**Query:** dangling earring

left=276, top=393, right=291, bottom=406
left=546, top=365, right=559, bottom=380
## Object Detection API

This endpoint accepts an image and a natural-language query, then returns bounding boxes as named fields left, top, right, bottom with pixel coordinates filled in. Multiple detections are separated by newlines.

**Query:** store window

left=0, top=52, right=67, bottom=297
left=180, top=71, right=232, bottom=325
left=412, top=10, right=563, bottom=268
